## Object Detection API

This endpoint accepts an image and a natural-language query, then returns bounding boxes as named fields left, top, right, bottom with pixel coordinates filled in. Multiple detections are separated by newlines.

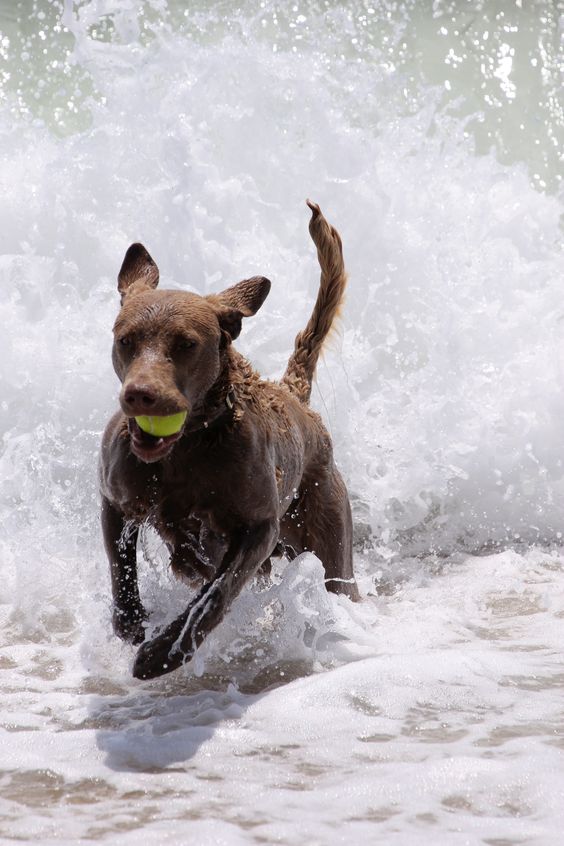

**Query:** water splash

left=0, top=2, right=563, bottom=842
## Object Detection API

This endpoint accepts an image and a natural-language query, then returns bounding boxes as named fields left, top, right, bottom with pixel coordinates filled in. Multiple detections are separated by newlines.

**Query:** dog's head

left=112, top=243, right=270, bottom=462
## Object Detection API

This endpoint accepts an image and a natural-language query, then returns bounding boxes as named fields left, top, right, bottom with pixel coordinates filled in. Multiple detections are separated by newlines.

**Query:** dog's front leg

left=101, top=496, right=147, bottom=645
left=132, top=519, right=278, bottom=679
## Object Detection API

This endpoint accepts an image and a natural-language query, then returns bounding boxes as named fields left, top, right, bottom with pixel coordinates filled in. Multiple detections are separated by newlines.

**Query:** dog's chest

left=146, top=485, right=230, bottom=584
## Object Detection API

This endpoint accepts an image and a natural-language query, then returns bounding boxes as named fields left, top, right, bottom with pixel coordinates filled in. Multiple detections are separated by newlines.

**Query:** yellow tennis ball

left=135, top=411, right=187, bottom=437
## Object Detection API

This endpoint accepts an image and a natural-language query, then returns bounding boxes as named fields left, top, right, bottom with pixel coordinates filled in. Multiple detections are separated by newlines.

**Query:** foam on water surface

left=0, top=1, right=563, bottom=843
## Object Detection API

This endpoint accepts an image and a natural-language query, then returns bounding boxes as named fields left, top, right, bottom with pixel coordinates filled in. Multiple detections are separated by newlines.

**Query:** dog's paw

left=132, top=629, right=192, bottom=680
left=112, top=607, right=147, bottom=645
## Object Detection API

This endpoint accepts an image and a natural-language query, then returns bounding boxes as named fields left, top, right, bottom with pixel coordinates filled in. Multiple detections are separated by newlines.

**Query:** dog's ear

left=118, top=243, right=159, bottom=300
left=209, top=276, right=271, bottom=340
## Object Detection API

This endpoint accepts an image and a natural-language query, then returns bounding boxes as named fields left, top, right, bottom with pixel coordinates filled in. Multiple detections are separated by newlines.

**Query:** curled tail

left=282, top=200, right=348, bottom=404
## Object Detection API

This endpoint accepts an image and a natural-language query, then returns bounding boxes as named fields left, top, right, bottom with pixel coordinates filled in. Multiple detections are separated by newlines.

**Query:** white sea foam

left=0, top=1, right=563, bottom=843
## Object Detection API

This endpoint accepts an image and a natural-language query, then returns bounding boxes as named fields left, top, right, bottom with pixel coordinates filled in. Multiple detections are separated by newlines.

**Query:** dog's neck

left=183, top=346, right=240, bottom=434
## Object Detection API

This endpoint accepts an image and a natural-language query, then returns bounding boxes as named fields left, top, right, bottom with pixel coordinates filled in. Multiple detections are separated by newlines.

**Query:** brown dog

left=99, top=201, right=359, bottom=679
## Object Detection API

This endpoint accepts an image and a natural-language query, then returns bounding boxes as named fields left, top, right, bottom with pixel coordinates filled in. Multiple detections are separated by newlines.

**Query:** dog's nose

left=123, top=385, right=158, bottom=409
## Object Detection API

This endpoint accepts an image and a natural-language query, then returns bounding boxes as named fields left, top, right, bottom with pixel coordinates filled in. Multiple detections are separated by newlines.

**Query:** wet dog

left=99, top=201, right=359, bottom=679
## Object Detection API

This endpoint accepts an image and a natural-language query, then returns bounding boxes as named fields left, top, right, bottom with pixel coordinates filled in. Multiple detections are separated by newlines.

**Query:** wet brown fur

left=100, top=201, right=359, bottom=680
left=283, top=201, right=347, bottom=402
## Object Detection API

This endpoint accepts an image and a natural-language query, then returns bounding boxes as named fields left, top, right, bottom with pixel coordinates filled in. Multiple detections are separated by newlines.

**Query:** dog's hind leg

left=298, top=468, right=360, bottom=601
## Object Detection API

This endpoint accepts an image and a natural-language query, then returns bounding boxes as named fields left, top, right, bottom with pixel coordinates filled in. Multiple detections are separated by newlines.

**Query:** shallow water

left=0, top=1, right=563, bottom=843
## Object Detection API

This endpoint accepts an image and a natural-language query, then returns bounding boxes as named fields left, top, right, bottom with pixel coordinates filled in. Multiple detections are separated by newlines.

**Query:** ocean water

left=0, top=0, right=563, bottom=843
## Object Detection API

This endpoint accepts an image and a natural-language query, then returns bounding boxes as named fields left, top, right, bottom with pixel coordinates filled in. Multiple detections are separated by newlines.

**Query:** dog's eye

left=119, top=336, right=132, bottom=347
left=174, top=338, right=196, bottom=352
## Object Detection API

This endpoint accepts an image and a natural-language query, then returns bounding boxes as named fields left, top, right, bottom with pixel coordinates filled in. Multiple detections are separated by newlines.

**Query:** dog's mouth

left=128, top=418, right=184, bottom=463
